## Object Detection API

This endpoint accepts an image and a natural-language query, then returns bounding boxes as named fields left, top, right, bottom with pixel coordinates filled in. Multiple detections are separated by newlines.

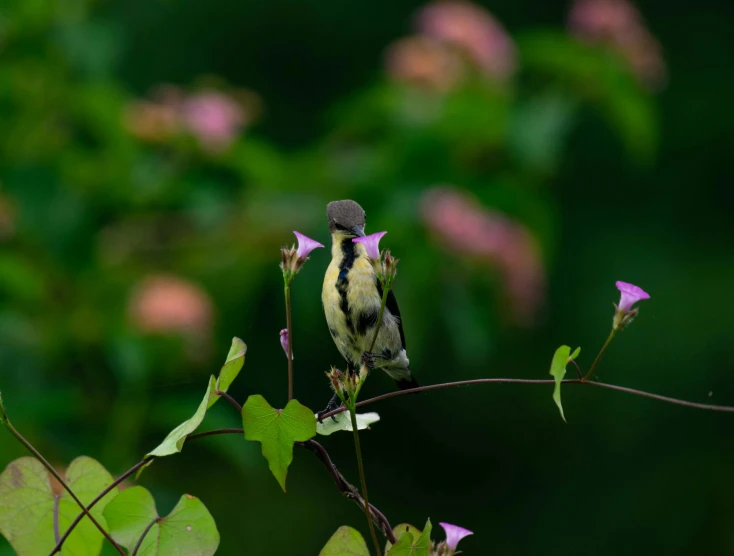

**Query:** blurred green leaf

left=319, top=526, right=369, bottom=556
left=104, top=486, right=219, bottom=555
left=518, top=30, right=657, bottom=162
left=570, top=347, right=581, bottom=361
left=315, top=411, right=380, bottom=436
left=144, top=376, right=216, bottom=462
left=242, top=395, right=316, bottom=492
left=0, top=456, right=117, bottom=556
left=549, top=345, right=572, bottom=423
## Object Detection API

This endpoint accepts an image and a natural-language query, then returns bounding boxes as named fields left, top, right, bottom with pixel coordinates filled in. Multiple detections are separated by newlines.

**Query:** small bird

left=322, top=200, right=418, bottom=398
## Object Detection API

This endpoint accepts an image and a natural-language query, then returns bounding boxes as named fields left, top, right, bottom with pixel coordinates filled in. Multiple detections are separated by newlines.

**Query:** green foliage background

left=1, top=0, right=734, bottom=554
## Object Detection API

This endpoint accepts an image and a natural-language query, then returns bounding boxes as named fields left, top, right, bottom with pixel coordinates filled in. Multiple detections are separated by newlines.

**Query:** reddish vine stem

left=50, top=458, right=153, bottom=555
left=319, top=377, right=734, bottom=420
left=132, top=517, right=159, bottom=555
left=45, top=375, right=734, bottom=554
left=1, top=417, right=126, bottom=555
left=216, top=390, right=243, bottom=413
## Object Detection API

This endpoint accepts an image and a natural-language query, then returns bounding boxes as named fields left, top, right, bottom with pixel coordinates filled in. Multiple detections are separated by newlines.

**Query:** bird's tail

left=395, top=374, right=420, bottom=391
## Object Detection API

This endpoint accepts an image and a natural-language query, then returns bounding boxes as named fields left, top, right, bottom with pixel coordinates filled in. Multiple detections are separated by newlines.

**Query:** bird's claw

left=317, top=394, right=342, bottom=423
left=361, top=351, right=386, bottom=369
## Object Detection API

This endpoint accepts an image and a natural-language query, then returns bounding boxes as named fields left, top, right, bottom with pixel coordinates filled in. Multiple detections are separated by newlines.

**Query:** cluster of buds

left=352, top=231, right=400, bottom=287
left=612, top=281, right=650, bottom=331
left=326, top=367, right=357, bottom=399
left=280, top=231, right=324, bottom=283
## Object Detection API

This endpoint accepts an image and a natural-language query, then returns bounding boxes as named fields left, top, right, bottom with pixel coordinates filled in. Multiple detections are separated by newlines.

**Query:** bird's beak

left=351, top=225, right=365, bottom=237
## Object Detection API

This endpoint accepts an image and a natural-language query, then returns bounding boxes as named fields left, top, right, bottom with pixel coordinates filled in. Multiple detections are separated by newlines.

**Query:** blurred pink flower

left=421, top=187, right=545, bottom=324
left=385, top=36, right=465, bottom=91
left=128, top=274, right=214, bottom=338
left=180, top=91, right=247, bottom=152
left=353, top=231, right=387, bottom=260
left=0, top=192, right=15, bottom=240
left=568, top=0, right=666, bottom=89
left=123, top=100, right=180, bottom=142
left=416, top=1, right=516, bottom=80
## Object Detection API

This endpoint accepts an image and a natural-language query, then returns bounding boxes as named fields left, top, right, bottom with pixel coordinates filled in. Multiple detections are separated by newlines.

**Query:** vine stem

left=349, top=404, right=382, bottom=556
left=285, top=279, right=294, bottom=401
left=320, top=377, right=734, bottom=421
left=50, top=458, right=153, bottom=554
left=1, top=418, right=126, bottom=555
left=131, top=517, right=158, bottom=555
left=368, top=281, right=390, bottom=355
left=583, top=329, right=617, bottom=381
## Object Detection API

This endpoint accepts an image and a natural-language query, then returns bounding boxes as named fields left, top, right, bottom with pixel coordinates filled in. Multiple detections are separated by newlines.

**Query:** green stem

left=349, top=404, right=382, bottom=556
left=3, top=418, right=125, bottom=555
left=583, top=329, right=617, bottom=381
left=284, top=278, right=294, bottom=401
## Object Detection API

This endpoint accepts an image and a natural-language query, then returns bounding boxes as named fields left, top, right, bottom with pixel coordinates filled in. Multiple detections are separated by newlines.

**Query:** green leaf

left=549, top=345, right=572, bottom=423
left=569, top=346, right=581, bottom=361
left=242, top=395, right=317, bottom=492
left=319, top=526, right=369, bottom=556
left=145, top=376, right=217, bottom=460
left=208, top=337, right=247, bottom=409
left=315, top=411, right=380, bottom=436
left=0, top=456, right=118, bottom=556
left=385, top=524, right=423, bottom=554
left=386, top=520, right=432, bottom=556
left=104, top=486, right=219, bottom=555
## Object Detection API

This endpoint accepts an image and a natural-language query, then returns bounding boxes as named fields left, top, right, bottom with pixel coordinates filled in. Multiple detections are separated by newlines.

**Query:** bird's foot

left=317, top=393, right=343, bottom=423
left=360, top=351, right=387, bottom=369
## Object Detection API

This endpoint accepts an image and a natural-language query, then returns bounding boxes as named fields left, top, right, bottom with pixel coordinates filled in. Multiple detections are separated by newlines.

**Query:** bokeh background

left=1, top=0, right=734, bottom=554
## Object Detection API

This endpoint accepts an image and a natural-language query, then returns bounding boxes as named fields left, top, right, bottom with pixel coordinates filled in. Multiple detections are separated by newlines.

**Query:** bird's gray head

left=326, top=200, right=366, bottom=237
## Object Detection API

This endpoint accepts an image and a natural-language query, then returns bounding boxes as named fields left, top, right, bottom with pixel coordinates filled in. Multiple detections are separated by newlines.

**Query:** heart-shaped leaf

left=0, top=456, right=117, bottom=556
left=242, top=395, right=316, bottom=491
left=319, top=525, right=369, bottom=556
left=387, top=519, right=432, bottom=556
left=103, top=486, right=219, bottom=555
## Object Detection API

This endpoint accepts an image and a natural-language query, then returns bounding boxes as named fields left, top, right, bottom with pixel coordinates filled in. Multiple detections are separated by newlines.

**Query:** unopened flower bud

left=279, top=329, right=292, bottom=360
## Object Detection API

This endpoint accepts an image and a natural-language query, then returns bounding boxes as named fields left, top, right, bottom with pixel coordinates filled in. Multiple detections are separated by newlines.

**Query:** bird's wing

left=385, top=288, right=406, bottom=350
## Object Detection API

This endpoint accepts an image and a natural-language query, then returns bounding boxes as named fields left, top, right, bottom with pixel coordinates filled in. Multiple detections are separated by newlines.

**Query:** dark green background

left=1, top=0, right=734, bottom=554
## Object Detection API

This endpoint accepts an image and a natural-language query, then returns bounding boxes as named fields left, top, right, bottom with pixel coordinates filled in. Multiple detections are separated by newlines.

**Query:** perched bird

left=322, top=200, right=418, bottom=395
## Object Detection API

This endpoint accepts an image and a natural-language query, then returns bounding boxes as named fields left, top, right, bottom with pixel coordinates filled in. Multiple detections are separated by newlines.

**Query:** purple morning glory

left=616, top=281, right=650, bottom=312
left=353, top=231, right=387, bottom=260
left=294, top=231, right=324, bottom=259
left=439, top=522, right=473, bottom=551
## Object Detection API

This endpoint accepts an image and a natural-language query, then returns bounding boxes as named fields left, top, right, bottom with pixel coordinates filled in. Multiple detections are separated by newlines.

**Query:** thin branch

left=2, top=418, right=126, bottom=555
left=132, top=517, right=159, bottom=556
left=216, top=390, right=243, bottom=413
left=348, top=408, right=381, bottom=556
left=300, top=439, right=397, bottom=544
left=319, top=377, right=734, bottom=420
left=50, top=458, right=153, bottom=555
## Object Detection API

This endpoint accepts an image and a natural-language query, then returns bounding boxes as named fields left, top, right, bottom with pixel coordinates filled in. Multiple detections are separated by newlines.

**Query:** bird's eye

left=334, top=222, right=348, bottom=231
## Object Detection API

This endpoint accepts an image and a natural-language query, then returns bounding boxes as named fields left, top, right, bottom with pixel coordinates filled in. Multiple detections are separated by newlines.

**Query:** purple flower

left=439, top=522, right=473, bottom=551
left=616, top=281, right=650, bottom=312
left=280, top=329, right=292, bottom=360
left=294, top=231, right=324, bottom=259
left=353, top=231, right=387, bottom=260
